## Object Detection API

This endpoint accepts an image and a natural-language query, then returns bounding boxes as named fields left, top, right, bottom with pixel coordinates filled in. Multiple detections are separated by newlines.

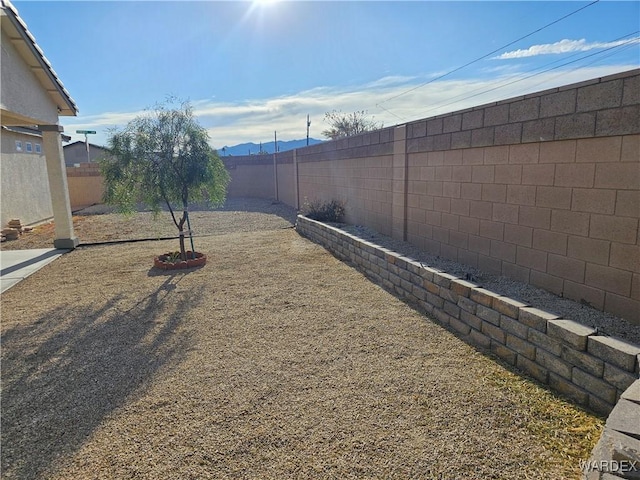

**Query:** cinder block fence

left=224, top=69, right=640, bottom=480
left=225, top=69, right=640, bottom=324
left=66, top=162, right=104, bottom=210
left=297, top=215, right=640, bottom=416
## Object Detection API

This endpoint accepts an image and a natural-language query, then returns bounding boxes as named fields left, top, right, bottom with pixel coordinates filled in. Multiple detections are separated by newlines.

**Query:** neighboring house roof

left=2, top=125, right=72, bottom=141
left=0, top=0, right=77, bottom=116
left=63, top=140, right=109, bottom=151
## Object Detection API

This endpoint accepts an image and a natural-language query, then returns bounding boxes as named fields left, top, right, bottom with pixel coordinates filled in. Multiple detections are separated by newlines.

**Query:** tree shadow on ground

left=1, top=273, right=204, bottom=479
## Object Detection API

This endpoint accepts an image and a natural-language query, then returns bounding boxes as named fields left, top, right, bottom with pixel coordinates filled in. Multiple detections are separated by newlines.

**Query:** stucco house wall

left=0, top=127, right=52, bottom=226
left=1, top=0, right=79, bottom=247
left=0, top=29, right=58, bottom=125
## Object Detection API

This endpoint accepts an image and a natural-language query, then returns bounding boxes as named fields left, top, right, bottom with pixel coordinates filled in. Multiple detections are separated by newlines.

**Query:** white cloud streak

left=61, top=64, right=637, bottom=149
left=494, top=38, right=640, bottom=59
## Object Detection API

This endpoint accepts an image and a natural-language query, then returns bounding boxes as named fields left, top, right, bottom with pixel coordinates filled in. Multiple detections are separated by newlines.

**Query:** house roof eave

left=1, top=0, right=78, bottom=117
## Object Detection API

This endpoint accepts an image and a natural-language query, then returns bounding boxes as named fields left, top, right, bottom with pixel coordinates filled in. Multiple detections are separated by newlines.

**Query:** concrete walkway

left=0, top=249, right=68, bottom=293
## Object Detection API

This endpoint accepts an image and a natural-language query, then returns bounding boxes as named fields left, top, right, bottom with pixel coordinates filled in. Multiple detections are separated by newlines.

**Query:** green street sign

left=76, top=130, right=96, bottom=134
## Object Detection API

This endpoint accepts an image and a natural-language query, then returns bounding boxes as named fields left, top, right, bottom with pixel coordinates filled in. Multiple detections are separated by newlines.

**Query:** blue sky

left=13, top=0, right=640, bottom=149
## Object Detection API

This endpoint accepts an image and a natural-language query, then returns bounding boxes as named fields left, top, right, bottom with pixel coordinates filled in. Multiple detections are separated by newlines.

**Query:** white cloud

left=494, top=38, right=640, bottom=60
left=61, top=64, right=637, bottom=149
left=362, top=75, right=419, bottom=88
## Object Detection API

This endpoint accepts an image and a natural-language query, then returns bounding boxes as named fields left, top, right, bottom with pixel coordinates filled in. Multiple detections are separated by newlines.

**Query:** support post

left=39, top=124, right=79, bottom=249
left=391, top=125, right=408, bottom=242
left=293, top=149, right=300, bottom=210
left=273, top=131, right=279, bottom=201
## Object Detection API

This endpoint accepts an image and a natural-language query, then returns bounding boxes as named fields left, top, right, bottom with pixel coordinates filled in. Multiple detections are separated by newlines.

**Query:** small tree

left=321, top=110, right=382, bottom=140
left=100, top=99, right=229, bottom=260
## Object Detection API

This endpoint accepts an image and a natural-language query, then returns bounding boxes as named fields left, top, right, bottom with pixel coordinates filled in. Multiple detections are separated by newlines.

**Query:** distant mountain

left=216, top=138, right=324, bottom=157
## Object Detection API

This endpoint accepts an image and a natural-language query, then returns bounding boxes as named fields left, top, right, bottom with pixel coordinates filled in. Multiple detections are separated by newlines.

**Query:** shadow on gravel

left=0, top=273, right=203, bottom=479
left=146, top=264, right=207, bottom=277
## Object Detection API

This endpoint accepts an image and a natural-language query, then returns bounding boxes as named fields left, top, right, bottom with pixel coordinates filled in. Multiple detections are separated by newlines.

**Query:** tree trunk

left=178, top=211, right=187, bottom=260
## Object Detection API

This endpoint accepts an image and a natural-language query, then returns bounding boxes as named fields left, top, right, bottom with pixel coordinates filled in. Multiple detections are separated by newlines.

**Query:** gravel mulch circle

left=1, top=204, right=603, bottom=479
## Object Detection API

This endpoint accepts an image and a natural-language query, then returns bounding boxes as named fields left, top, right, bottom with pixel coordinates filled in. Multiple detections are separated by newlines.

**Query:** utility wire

left=505, top=39, right=639, bottom=97
left=416, top=31, right=639, bottom=117
left=377, top=104, right=406, bottom=122
left=376, top=0, right=600, bottom=109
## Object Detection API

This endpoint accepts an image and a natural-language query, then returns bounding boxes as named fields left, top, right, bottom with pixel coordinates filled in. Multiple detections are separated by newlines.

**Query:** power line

left=376, top=0, right=600, bottom=109
left=377, top=104, right=406, bottom=122
left=503, top=38, right=639, bottom=97
left=415, top=31, right=639, bottom=118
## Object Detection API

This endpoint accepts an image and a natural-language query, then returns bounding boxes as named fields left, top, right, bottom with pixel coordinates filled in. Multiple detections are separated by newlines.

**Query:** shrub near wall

left=297, top=215, right=640, bottom=416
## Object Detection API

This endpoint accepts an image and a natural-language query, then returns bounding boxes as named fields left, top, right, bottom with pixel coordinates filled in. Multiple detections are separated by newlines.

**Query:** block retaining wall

left=585, top=380, right=640, bottom=479
left=296, top=215, right=640, bottom=416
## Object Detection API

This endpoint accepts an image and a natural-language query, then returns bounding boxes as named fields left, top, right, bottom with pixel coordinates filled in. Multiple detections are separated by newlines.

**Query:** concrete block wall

left=65, top=163, right=104, bottom=209
left=225, top=156, right=275, bottom=199
left=225, top=69, right=640, bottom=324
left=402, top=69, right=640, bottom=323
left=584, top=380, right=640, bottom=479
left=225, top=130, right=397, bottom=236
left=297, top=149, right=395, bottom=236
left=404, top=134, right=639, bottom=323
left=224, top=152, right=297, bottom=205
left=297, top=215, right=640, bottom=416
left=287, top=129, right=397, bottom=235
left=275, top=151, right=296, bottom=208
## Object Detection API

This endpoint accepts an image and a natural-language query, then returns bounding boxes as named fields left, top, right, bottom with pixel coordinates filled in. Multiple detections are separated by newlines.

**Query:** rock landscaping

left=0, top=199, right=605, bottom=479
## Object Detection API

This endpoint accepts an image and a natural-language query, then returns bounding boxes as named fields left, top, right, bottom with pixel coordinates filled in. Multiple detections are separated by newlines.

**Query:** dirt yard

left=0, top=198, right=299, bottom=249
left=1, top=199, right=603, bottom=479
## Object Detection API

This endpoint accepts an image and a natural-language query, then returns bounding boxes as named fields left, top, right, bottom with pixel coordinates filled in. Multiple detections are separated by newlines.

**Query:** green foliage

left=164, top=251, right=181, bottom=263
left=321, top=110, right=382, bottom=140
left=302, top=198, right=345, bottom=223
left=99, top=98, right=230, bottom=257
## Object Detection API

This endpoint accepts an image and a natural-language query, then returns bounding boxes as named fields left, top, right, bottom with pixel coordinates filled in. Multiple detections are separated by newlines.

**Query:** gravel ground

left=3, top=197, right=638, bottom=344
left=0, top=198, right=603, bottom=479
left=0, top=198, right=297, bottom=249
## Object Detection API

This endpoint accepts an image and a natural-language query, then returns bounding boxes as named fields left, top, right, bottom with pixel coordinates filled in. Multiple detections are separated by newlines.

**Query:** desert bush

left=302, top=198, right=345, bottom=223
